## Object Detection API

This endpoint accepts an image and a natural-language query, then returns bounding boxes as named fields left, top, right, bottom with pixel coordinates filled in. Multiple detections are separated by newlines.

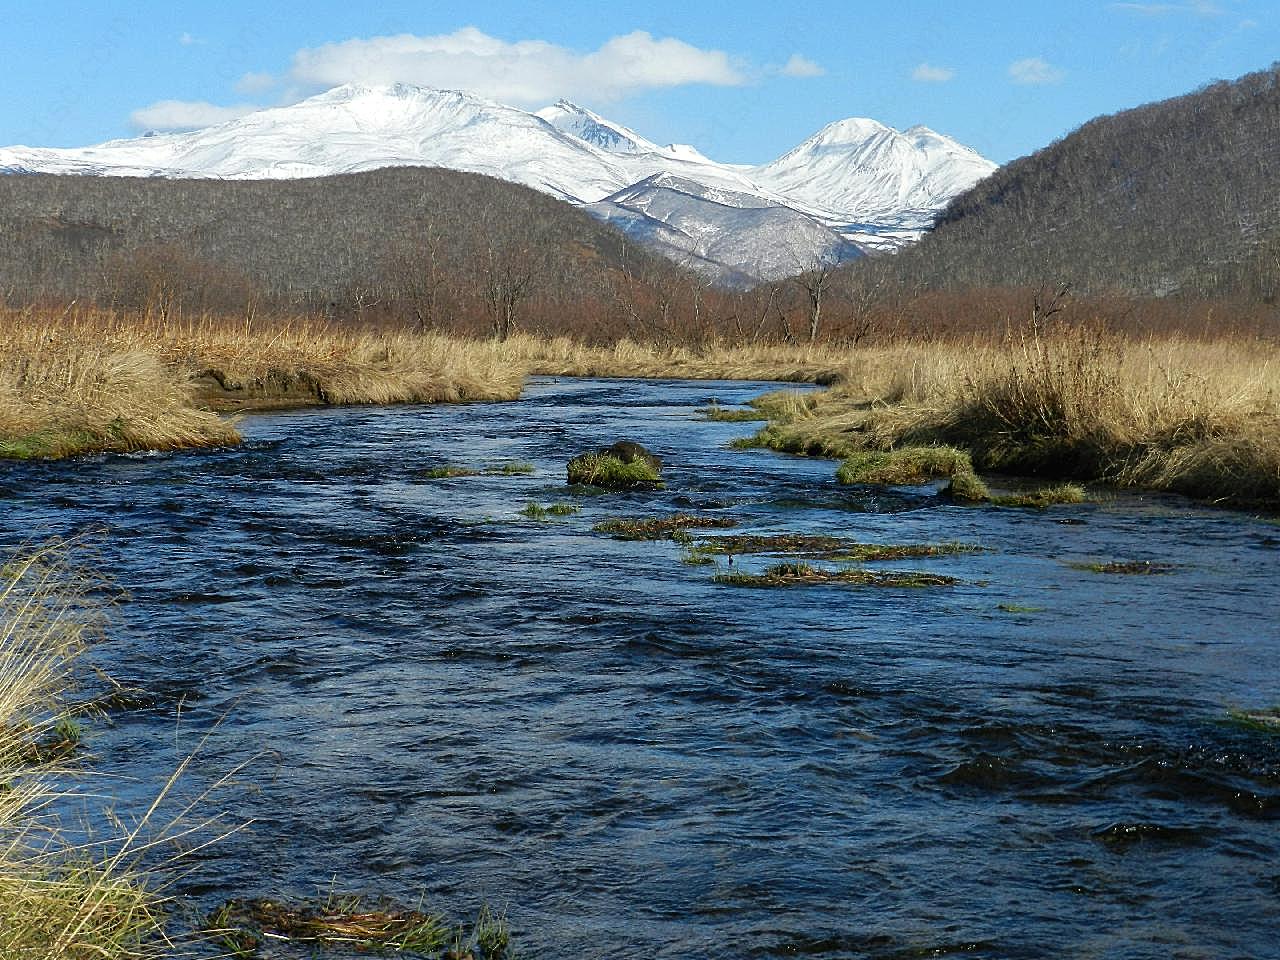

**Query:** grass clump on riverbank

left=835, top=447, right=974, bottom=486
left=828, top=447, right=1082, bottom=508
left=0, top=331, right=240, bottom=459
left=700, top=404, right=769, bottom=422
left=741, top=325, right=1280, bottom=509
left=0, top=541, right=169, bottom=960
left=990, top=484, right=1087, bottom=508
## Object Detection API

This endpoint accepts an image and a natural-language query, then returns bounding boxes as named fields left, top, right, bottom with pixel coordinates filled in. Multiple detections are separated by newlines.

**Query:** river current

left=2, top=377, right=1277, bottom=959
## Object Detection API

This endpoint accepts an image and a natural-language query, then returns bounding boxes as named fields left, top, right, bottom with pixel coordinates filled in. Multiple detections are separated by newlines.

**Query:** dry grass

left=0, top=307, right=534, bottom=458
left=1, top=539, right=255, bottom=959
left=745, top=325, right=1280, bottom=508
left=206, top=895, right=511, bottom=958
left=0, top=327, right=240, bottom=459
left=0, top=307, right=855, bottom=460
left=508, top=335, right=852, bottom=383
left=0, top=540, right=167, bottom=960
left=6, top=306, right=1277, bottom=505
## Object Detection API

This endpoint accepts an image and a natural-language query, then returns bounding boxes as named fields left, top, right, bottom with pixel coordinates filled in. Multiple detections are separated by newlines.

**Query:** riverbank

left=0, top=310, right=532, bottom=458
left=0, top=309, right=853, bottom=460
left=739, top=326, right=1280, bottom=510
left=3, top=309, right=1277, bottom=510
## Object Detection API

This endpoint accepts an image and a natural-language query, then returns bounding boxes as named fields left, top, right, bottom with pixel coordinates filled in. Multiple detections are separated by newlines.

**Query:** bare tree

left=482, top=237, right=534, bottom=341
left=388, top=224, right=447, bottom=332
left=792, top=263, right=834, bottom=342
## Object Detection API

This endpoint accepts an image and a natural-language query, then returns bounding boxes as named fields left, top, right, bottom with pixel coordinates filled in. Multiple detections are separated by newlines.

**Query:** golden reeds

left=748, top=325, right=1280, bottom=507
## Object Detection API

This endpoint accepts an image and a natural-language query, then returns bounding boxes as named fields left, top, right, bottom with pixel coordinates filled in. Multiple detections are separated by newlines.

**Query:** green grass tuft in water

left=521, top=501, right=579, bottom=520
left=837, top=447, right=975, bottom=486
left=991, top=484, right=1088, bottom=508
left=567, top=453, right=662, bottom=489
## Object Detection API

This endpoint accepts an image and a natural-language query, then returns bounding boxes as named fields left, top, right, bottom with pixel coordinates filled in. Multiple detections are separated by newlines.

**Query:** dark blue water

left=2, top=377, right=1278, bottom=959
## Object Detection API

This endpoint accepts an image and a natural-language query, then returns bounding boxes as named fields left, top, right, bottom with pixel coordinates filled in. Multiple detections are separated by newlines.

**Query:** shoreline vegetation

left=734, top=324, right=1279, bottom=510
left=1, top=305, right=1277, bottom=509
left=0, top=540, right=167, bottom=959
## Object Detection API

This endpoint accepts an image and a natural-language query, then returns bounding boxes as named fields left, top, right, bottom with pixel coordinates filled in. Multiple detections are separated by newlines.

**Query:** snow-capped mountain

left=753, top=117, right=998, bottom=243
left=0, top=83, right=996, bottom=280
left=585, top=173, right=863, bottom=283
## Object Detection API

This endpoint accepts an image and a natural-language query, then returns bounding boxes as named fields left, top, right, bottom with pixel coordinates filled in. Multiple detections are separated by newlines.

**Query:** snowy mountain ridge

left=0, top=83, right=998, bottom=281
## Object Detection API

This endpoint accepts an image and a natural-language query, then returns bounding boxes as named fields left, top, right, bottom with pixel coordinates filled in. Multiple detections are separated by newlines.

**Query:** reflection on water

left=1, top=377, right=1278, bottom=959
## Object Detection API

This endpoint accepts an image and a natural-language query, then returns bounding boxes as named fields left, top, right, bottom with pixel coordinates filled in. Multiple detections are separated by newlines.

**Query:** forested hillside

left=0, top=166, right=719, bottom=339
left=853, top=65, right=1280, bottom=302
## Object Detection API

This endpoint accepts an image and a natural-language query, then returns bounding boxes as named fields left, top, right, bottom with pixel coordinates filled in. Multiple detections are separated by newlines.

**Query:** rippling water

left=2, top=378, right=1279, bottom=959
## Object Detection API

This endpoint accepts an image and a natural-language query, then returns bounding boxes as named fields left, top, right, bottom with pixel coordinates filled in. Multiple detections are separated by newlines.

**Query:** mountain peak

left=535, top=101, right=657, bottom=155
left=305, top=82, right=509, bottom=112
left=810, top=117, right=897, bottom=144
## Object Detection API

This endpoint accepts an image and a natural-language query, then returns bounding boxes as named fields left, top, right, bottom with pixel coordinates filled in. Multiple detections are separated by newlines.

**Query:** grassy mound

left=567, top=452, right=663, bottom=489
left=836, top=447, right=974, bottom=485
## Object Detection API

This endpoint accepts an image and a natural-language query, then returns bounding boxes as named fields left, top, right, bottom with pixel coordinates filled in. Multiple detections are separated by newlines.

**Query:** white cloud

left=781, top=54, right=825, bottom=78
left=130, top=100, right=258, bottom=131
left=284, top=27, right=747, bottom=105
left=178, top=32, right=201, bottom=46
left=1110, top=2, right=1222, bottom=14
left=235, top=71, right=277, bottom=95
left=1009, top=57, right=1065, bottom=85
left=912, top=62, right=956, bottom=83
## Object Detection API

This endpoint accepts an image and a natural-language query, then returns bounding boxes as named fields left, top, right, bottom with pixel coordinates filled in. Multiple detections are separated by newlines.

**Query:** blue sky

left=2, top=1, right=1276, bottom=163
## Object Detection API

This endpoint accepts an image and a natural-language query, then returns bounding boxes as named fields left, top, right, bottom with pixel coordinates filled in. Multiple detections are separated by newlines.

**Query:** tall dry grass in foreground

left=750, top=325, right=1280, bottom=507
left=0, top=541, right=165, bottom=959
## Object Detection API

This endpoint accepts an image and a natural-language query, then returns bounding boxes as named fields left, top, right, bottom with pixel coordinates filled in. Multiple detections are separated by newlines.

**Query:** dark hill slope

left=856, top=66, right=1280, bottom=301
left=0, top=165, right=692, bottom=323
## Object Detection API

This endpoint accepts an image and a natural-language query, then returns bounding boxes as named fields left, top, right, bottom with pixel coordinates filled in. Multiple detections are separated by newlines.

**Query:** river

left=2, top=377, right=1277, bottom=959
